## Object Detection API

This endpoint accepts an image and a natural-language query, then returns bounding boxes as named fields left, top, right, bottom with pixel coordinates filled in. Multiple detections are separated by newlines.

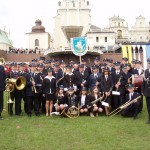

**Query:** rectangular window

left=96, top=37, right=99, bottom=42
left=105, top=37, right=107, bottom=42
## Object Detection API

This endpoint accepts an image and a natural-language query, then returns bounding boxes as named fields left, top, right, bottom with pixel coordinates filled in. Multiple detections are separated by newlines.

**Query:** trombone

left=108, top=96, right=141, bottom=117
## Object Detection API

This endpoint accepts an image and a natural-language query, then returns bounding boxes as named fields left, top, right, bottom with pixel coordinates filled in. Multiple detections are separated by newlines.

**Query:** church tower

left=53, top=0, right=91, bottom=50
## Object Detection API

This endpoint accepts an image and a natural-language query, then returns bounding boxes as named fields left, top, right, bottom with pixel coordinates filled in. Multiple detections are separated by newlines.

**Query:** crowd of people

left=6, top=48, right=41, bottom=54
left=0, top=56, right=150, bottom=124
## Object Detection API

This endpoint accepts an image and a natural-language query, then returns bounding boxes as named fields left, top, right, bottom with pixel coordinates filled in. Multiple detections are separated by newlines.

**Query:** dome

left=32, top=19, right=45, bottom=33
left=0, top=30, right=12, bottom=46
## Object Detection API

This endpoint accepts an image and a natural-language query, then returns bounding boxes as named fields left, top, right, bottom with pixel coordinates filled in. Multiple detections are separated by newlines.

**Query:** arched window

left=117, top=30, right=122, bottom=38
left=35, top=39, right=39, bottom=46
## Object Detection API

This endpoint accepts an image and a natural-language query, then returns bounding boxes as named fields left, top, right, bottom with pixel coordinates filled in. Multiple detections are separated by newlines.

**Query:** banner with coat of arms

left=71, top=37, right=87, bottom=56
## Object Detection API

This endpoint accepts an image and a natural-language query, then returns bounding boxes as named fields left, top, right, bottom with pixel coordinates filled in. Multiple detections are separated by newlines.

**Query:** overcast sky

left=0, top=0, right=150, bottom=48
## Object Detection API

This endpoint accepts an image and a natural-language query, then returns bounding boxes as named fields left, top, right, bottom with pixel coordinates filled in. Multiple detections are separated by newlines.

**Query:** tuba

left=5, top=76, right=26, bottom=92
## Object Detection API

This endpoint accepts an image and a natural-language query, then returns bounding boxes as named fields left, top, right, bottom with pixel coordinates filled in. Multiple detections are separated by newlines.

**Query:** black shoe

left=146, top=120, right=150, bottom=124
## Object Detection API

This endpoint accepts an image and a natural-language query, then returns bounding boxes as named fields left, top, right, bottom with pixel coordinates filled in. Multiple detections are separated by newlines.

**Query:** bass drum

left=132, top=75, right=143, bottom=88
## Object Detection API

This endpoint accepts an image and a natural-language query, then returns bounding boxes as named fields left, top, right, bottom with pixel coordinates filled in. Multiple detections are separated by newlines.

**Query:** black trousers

left=112, top=94, right=125, bottom=110
left=121, top=102, right=140, bottom=117
left=8, top=90, right=22, bottom=115
left=26, top=94, right=40, bottom=115
left=145, top=97, right=150, bottom=120
left=0, top=91, right=4, bottom=114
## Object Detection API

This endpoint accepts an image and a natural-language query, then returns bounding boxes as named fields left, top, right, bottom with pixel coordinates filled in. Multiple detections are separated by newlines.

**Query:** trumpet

left=30, top=77, right=38, bottom=93
left=108, top=96, right=141, bottom=117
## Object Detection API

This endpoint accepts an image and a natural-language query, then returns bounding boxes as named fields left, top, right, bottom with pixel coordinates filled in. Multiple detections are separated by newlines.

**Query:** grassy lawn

left=0, top=97, right=150, bottom=150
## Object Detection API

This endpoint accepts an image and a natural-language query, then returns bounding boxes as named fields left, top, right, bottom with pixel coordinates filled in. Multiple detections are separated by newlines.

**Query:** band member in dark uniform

left=101, top=67, right=114, bottom=115
left=53, top=64, right=63, bottom=87
left=89, top=86, right=103, bottom=117
left=80, top=58, right=91, bottom=77
left=121, top=57, right=128, bottom=69
left=75, top=64, right=89, bottom=94
left=106, top=59, right=115, bottom=73
left=37, top=63, right=46, bottom=114
left=18, top=63, right=28, bottom=114
left=121, top=84, right=141, bottom=119
left=78, top=87, right=90, bottom=115
left=54, top=85, right=66, bottom=113
left=86, top=65, right=101, bottom=92
left=7, top=62, right=22, bottom=116
left=65, top=87, right=78, bottom=111
left=111, top=61, right=127, bottom=110
left=42, top=68, right=56, bottom=116
left=25, top=63, right=41, bottom=117
left=0, top=60, right=6, bottom=120
left=63, top=65, right=77, bottom=90
left=142, top=58, right=150, bottom=124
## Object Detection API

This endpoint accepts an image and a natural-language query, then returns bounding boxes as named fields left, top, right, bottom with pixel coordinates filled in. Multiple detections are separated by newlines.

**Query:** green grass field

left=0, top=97, right=150, bottom=150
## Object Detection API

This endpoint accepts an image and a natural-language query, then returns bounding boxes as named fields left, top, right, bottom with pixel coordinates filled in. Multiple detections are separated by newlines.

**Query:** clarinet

left=87, top=92, right=104, bottom=109
left=102, top=85, right=114, bottom=102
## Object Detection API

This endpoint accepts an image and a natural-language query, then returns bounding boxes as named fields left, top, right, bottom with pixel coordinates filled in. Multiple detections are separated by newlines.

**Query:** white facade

left=86, top=25, right=116, bottom=50
left=53, top=0, right=91, bottom=49
left=105, top=16, right=129, bottom=39
left=26, top=32, right=50, bottom=50
left=26, top=19, right=50, bottom=51
left=129, top=15, right=150, bottom=43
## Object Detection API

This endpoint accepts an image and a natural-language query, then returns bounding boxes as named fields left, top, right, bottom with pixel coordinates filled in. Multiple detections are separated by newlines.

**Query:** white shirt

left=129, top=92, right=133, bottom=100
left=81, top=95, right=86, bottom=106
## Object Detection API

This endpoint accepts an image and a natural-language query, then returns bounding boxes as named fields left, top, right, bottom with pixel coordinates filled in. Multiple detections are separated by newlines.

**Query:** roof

left=0, top=29, right=12, bottom=46
left=90, top=25, right=101, bottom=31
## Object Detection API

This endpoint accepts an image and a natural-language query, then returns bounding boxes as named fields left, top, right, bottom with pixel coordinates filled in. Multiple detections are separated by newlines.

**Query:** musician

left=101, top=67, right=114, bottom=115
left=25, top=63, right=41, bottom=117
left=99, top=63, right=106, bottom=74
left=142, top=58, right=150, bottom=124
left=18, top=63, right=28, bottom=114
left=134, top=60, right=143, bottom=113
left=53, top=64, right=63, bottom=87
left=43, top=60, right=51, bottom=76
left=121, top=57, right=128, bottom=69
left=121, top=84, right=141, bottom=119
left=59, top=60, right=66, bottom=75
left=135, top=60, right=144, bottom=75
left=7, top=62, right=22, bottom=116
left=78, top=87, right=90, bottom=115
left=88, top=86, right=103, bottom=117
left=38, top=56, right=45, bottom=64
left=75, top=64, right=89, bottom=93
left=63, top=65, right=77, bottom=90
left=111, top=61, right=128, bottom=110
left=93, top=57, right=101, bottom=70
left=0, top=61, right=6, bottom=120
left=86, top=65, right=101, bottom=92
left=126, top=63, right=133, bottom=74
left=106, top=59, right=115, bottom=74
left=131, top=59, right=138, bottom=75
left=42, top=68, right=56, bottom=116
left=54, top=85, right=66, bottom=113
left=81, top=58, right=92, bottom=77
left=65, top=87, right=78, bottom=112
left=37, top=63, right=46, bottom=114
